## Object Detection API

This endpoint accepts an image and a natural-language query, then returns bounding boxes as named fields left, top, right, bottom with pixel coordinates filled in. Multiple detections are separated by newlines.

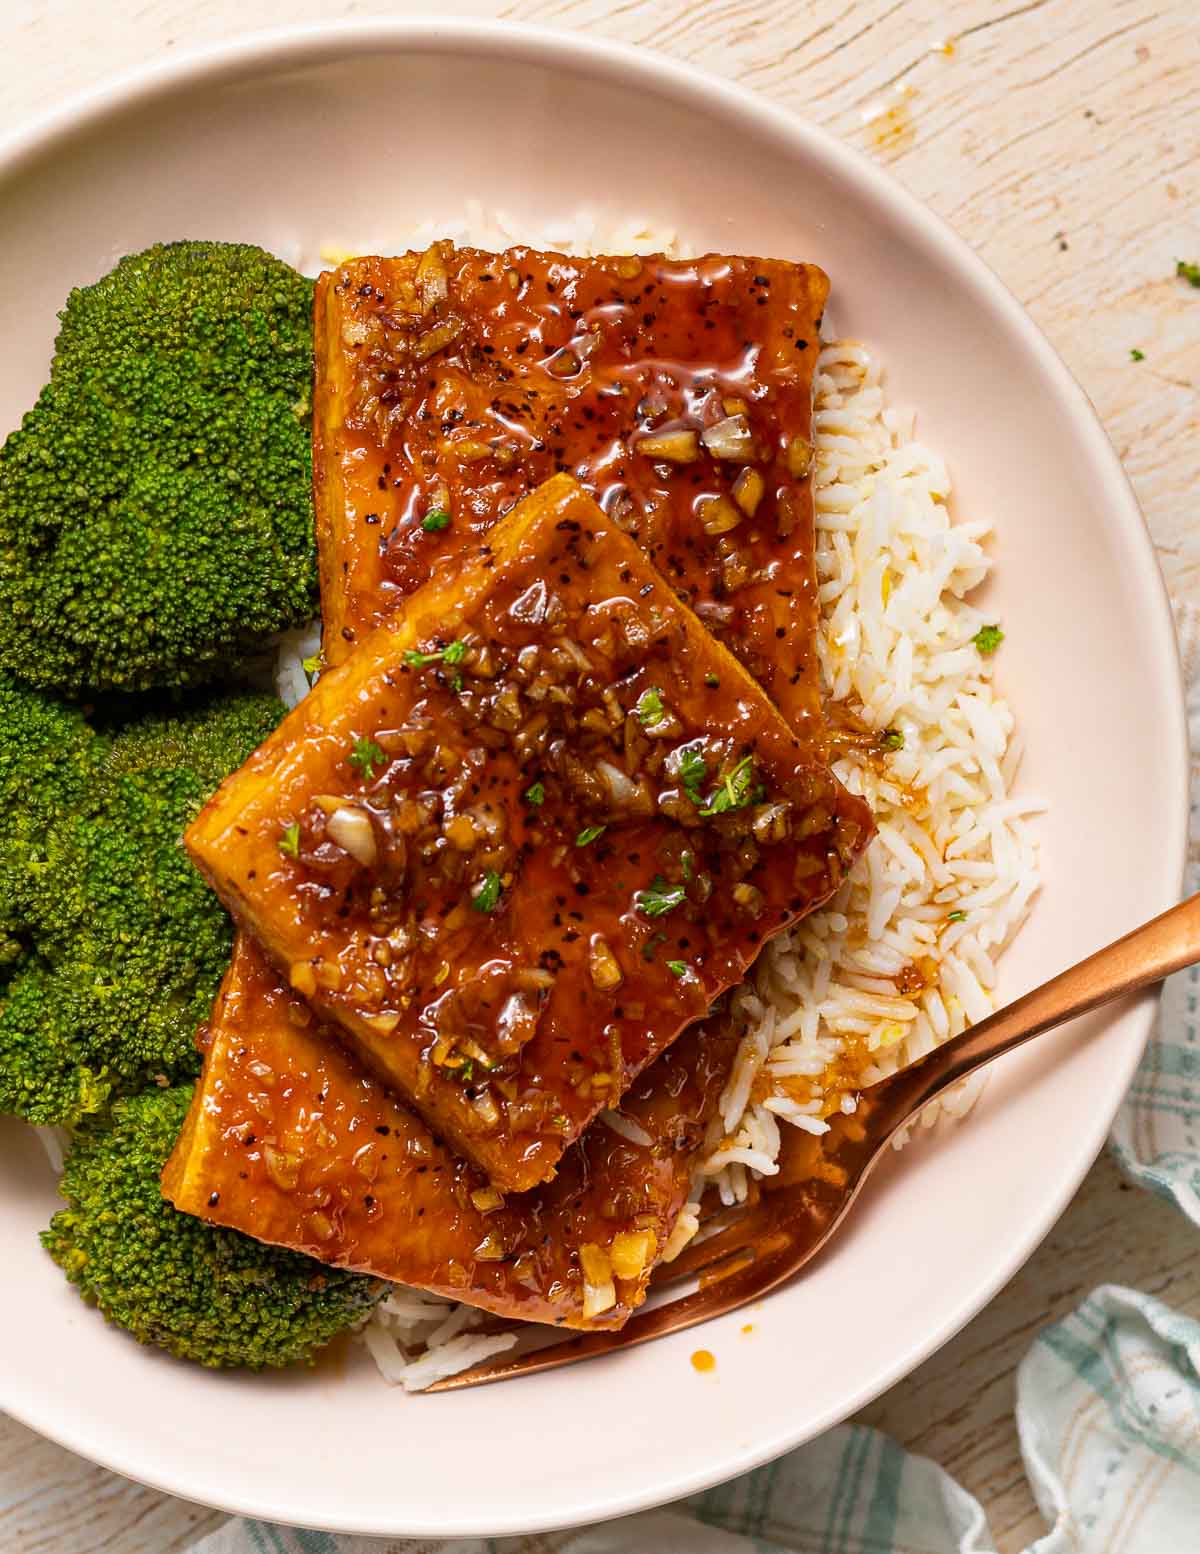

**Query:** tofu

left=163, top=937, right=735, bottom=1328
left=314, top=245, right=832, bottom=745
left=185, top=474, right=866, bottom=1191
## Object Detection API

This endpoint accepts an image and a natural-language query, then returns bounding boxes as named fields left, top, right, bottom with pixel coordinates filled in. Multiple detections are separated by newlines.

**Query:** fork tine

left=650, top=1200, right=781, bottom=1287
left=425, top=1240, right=799, bottom=1393
left=425, top=1137, right=869, bottom=1392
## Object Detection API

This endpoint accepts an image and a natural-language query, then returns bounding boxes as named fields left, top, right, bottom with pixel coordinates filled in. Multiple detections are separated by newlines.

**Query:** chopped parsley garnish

left=636, top=686, right=667, bottom=727
left=471, top=870, right=503, bottom=913
left=455, top=1057, right=476, bottom=1085
left=403, top=638, right=468, bottom=669
left=576, top=824, right=606, bottom=847
left=947, top=910, right=967, bottom=923
left=1130, top=348, right=1145, bottom=362
left=972, top=624, right=1004, bottom=656
left=524, top=781, right=545, bottom=807
left=699, top=755, right=756, bottom=817
left=636, top=875, right=687, bottom=918
left=681, top=849, right=694, bottom=882
left=277, top=822, right=301, bottom=859
left=642, top=931, right=668, bottom=962
left=678, top=744, right=708, bottom=805
left=879, top=729, right=904, bottom=752
left=421, top=507, right=452, bottom=532
left=450, top=672, right=464, bottom=693
left=1177, top=259, right=1200, bottom=288
left=666, top=960, right=688, bottom=977
left=349, top=736, right=385, bottom=780
left=301, top=652, right=321, bottom=682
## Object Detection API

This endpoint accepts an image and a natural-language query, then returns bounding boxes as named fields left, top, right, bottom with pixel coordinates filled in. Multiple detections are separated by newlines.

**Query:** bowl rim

left=0, top=14, right=1188, bottom=1537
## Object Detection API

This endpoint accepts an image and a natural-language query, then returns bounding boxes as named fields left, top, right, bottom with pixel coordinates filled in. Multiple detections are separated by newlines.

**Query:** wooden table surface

left=2, top=2, right=1197, bottom=1550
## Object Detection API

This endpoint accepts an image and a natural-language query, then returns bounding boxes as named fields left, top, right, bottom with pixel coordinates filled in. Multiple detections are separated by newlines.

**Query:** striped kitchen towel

left=1110, top=598, right=1200, bottom=1220
left=193, top=607, right=1200, bottom=1554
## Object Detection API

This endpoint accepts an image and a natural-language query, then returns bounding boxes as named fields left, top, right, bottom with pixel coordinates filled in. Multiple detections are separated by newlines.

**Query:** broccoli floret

left=0, top=687, right=283, bottom=1124
left=42, top=1085, right=383, bottom=1368
left=0, top=964, right=112, bottom=1122
left=0, top=241, right=317, bottom=695
left=0, top=674, right=103, bottom=961
left=100, top=687, right=285, bottom=782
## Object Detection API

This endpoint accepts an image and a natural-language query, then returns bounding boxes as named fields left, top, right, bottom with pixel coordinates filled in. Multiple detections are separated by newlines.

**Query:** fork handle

left=889, top=892, right=1200, bottom=1120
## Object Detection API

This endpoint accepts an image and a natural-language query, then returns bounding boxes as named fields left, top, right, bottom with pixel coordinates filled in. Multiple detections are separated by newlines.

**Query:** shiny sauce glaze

left=314, top=246, right=832, bottom=747
left=186, top=476, right=867, bottom=1192
left=162, top=936, right=738, bottom=1328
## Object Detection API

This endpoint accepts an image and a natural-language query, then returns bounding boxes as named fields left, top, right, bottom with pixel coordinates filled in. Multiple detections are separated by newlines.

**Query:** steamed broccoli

left=43, top=1085, right=383, bottom=1368
left=0, top=685, right=283, bottom=1125
left=0, top=241, right=318, bottom=695
left=0, top=674, right=102, bottom=963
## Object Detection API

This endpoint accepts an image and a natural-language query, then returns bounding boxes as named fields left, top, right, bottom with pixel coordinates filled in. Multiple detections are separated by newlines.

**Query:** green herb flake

left=641, top=931, right=668, bottom=962
left=301, top=652, right=321, bottom=683
left=421, top=508, right=452, bottom=532
left=947, top=910, right=967, bottom=923
left=636, top=686, right=667, bottom=727
left=403, top=638, right=468, bottom=669
left=678, top=744, right=708, bottom=805
left=879, top=729, right=905, bottom=752
left=349, top=736, right=385, bottom=781
left=524, top=781, right=545, bottom=807
left=681, top=850, right=694, bottom=882
left=972, top=624, right=1004, bottom=656
left=699, top=755, right=755, bottom=817
left=277, top=822, right=301, bottom=860
left=666, top=960, right=688, bottom=977
left=636, top=875, right=687, bottom=918
left=450, top=672, right=464, bottom=693
left=576, top=824, right=606, bottom=847
left=1130, top=348, right=1145, bottom=362
left=471, top=869, right=503, bottom=914
left=455, top=1057, right=476, bottom=1086
left=704, top=673, right=720, bottom=689
left=1177, top=259, right=1200, bottom=288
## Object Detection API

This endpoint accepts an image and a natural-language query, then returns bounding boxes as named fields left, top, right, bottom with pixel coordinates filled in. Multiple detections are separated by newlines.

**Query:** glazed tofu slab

left=314, top=245, right=832, bottom=746
left=185, top=474, right=866, bottom=1191
left=163, top=937, right=736, bottom=1328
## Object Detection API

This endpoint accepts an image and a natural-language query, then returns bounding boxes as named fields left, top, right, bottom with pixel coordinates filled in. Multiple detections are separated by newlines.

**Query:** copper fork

left=428, top=894, right=1198, bottom=1392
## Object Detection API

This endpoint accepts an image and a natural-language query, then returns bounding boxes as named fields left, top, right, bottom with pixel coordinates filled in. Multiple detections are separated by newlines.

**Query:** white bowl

left=0, top=19, right=1186, bottom=1539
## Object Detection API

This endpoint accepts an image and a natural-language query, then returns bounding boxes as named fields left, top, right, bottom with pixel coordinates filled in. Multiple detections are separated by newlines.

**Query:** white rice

left=293, top=204, right=677, bottom=276
left=694, top=339, right=1042, bottom=1206
left=273, top=218, right=1041, bottom=1387
left=359, top=1287, right=518, bottom=1391
left=272, top=621, right=321, bottom=708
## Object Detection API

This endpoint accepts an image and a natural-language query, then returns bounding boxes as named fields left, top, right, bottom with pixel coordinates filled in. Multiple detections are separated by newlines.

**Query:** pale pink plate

left=0, top=20, right=1186, bottom=1539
